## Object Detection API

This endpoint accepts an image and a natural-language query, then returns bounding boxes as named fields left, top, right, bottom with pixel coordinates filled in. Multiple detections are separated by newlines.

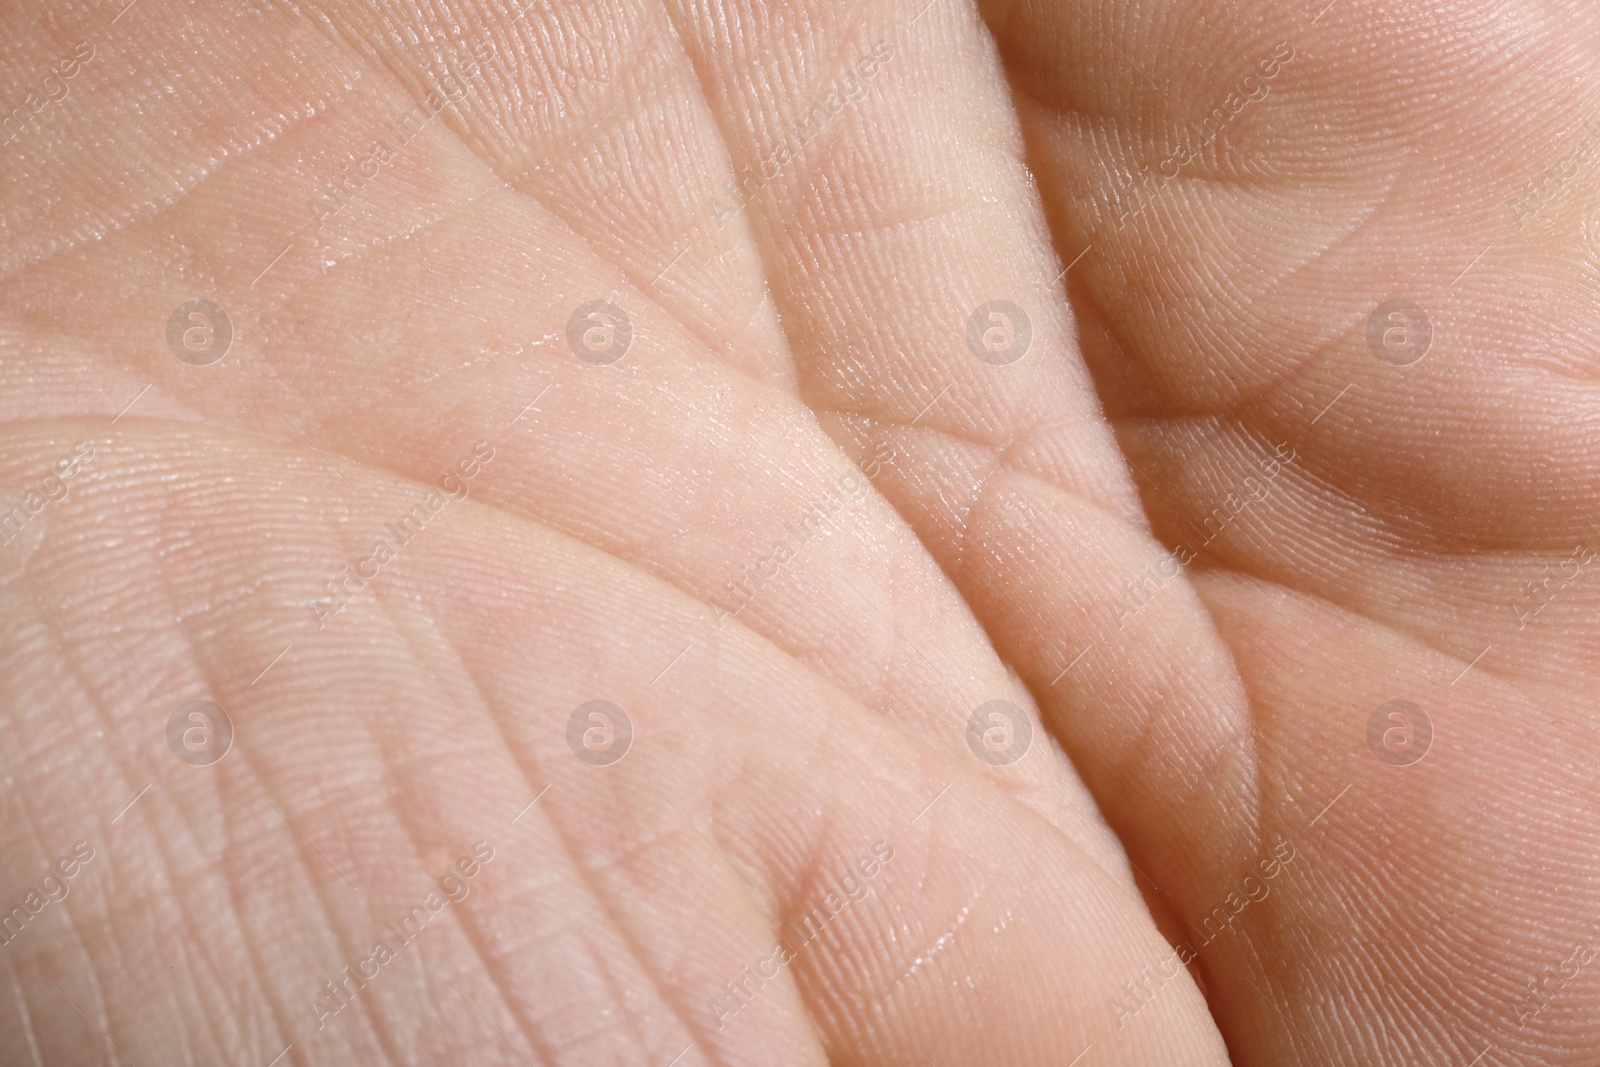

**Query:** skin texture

left=0, top=0, right=1595, bottom=1064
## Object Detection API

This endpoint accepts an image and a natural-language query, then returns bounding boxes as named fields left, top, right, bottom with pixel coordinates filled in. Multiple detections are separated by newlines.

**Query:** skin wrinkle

left=104, top=799, right=242, bottom=1063
left=258, top=593, right=583, bottom=1067
left=226, top=743, right=412, bottom=1066
left=388, top=0, right=794, bottom=383
left=811, top=687, right=1135, bottom=1054
left=26, top=582, right=131, bottom=779
left=1082, top=640, right=1246, bottom=810
left=528, top=783, right=735, bottom=1066
left=407, top=612, right=648, bottom=1067
left=23, top=54, right=473, bottom=340
left=693, top=480, right=921, bottom=732
left=623, top=0, right=805, bottom=380
left=50, top=918, right=122, bottom=1067
left=710, top=24, right=1152, bottom=617
left=959, top=474, right=1267, bottom=932
left=1125, top=407, right=1588, bottom=561
left=6, top=198, right=499, bottom=435
left=558, top=853, right=704, bottom=1063
left=681, top=2, right=1216, bottom=876
left=878, top=852, right=990, bottom=991
left=341, top=613, right=560, bottom=1064
left=253, top=186, right=492, bottom=310
left=701, top=0, right=889, bottom=161
left=233, top=217, right=788, bottom=532
left=124, top=561, right=289, bottom=1067
left=1220, top=560, right=1572, bottom=693
left=1004, top=89, right=1407, bottom=418
left=830, top=795, right=1144, bottom=1044
left=119, top=413, right=948, bottom=781
left=953, top=429, right=1111, bottom=571
left=59, top=842, right=143, bottom=1066
left=933, top=457, right=1258, bottom=817
left=668, top=396, right=1017, bottom=764
left=160, top=935, right=228, bottom=1064
left=34, top=151, right=1075, bottom=1043
left=12, top=0, right=1600, bottom=1062
left=160, top=518, right=423, bottom=1067
left=1088, top=173, right=1600, bottom=652
left=9, top=585, right=162, bottom=1037
left=406, top=521, right=865, bottom=1064
left=1175, top=218, right=1385, bottom=417
left=813, top=374, right=1115, bottom=478
left=0, top=688, right=90, bottom=1064
left=1134, top=425, right=1592, bottom=684
left=748, top=708, right=890, bottom=955
left=217, top=806, right=300, bottom=1067
left=0, top=107, right=341, bottom=290
left=4, top=957, right=48, bottom=1067
left=431, top=895, right=569, bottom=1067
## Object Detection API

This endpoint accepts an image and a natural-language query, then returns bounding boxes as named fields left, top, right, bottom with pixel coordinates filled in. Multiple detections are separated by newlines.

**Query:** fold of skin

left=971, top=0, right=1600, bottom=1062
left=0, top=0, right=1594, bottom=1065
left=0, top=0, right=1227, bottom=1063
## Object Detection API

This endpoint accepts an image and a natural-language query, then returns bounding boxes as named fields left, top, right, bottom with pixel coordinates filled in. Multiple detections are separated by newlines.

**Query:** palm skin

left=0, top=1, right=1593, bottom=1067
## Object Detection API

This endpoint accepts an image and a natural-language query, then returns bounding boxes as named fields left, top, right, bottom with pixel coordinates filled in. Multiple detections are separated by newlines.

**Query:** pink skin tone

left=0, top=0, right=1596, bottom=1064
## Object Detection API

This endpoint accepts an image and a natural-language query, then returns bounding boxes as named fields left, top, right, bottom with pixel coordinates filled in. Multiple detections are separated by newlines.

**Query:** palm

left=0, top=3, right=1592, bottom=1067
left=986, top=0, right=1600, bottom=1062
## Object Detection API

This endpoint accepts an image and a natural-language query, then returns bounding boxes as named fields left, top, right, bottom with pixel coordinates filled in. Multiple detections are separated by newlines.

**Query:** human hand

left=1, top=0, right=1594, bottom=1064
